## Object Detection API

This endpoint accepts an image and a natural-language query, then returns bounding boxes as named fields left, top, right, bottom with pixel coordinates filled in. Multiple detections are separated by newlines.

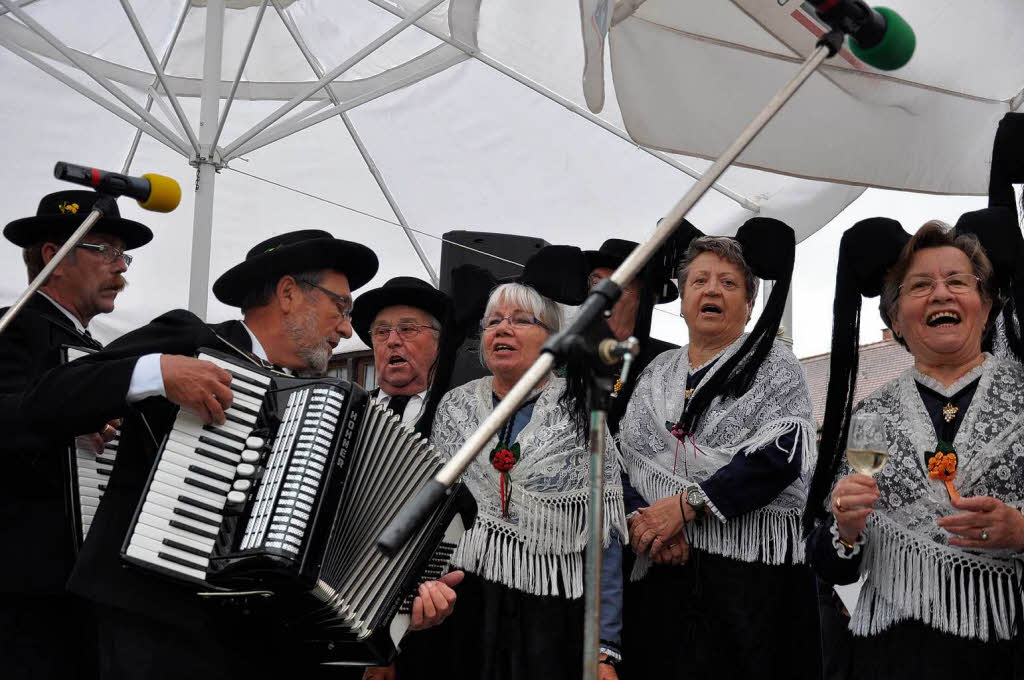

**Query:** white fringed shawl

left=619, top=336, right=816, bottom=574
left=847, top=356, right=1024, bottom=641
left=430, top=375, right=627, bottom=599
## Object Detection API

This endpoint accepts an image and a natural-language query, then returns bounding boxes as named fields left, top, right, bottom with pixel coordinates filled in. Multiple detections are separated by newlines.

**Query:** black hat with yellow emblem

left=4, top=190, right=153, bottom=249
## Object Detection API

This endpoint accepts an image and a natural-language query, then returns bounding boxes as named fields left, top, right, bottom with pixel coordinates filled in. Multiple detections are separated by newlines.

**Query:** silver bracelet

left=830, top=520, right=865, bottom=559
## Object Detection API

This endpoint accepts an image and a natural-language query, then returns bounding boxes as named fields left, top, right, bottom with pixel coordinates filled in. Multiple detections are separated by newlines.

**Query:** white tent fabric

left=608, top=0, right=1024, bottom=194
left=1, top=0, right=873, bottom=354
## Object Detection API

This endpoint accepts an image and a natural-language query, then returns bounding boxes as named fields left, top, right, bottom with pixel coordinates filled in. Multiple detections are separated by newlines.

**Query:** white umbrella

left=0, top=0, right=866, bottom=353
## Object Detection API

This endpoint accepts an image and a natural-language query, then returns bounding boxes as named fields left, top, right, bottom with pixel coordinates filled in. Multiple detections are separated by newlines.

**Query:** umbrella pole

left=379, top=33, right=844, bottom=676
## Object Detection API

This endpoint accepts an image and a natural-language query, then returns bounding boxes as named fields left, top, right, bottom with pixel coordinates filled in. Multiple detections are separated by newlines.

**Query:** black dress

left=0, top=293, right=102, bottom=680
left=18, top=309, right=306, bottom=680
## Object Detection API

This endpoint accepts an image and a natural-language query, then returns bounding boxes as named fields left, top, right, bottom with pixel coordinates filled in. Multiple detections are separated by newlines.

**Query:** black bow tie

left=386, top=394, right=412, bottom=418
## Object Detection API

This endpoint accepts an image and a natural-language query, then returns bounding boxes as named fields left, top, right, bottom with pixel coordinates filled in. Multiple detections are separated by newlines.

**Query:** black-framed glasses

left=480, top=313, right=550, bottom=332
left=370, top=323, right=440, bottom=344
left=298, top=279, right=352, bottom=319
left=898, top=273, right=980, bottom=298
left=76, top=243, right=132, bottom=268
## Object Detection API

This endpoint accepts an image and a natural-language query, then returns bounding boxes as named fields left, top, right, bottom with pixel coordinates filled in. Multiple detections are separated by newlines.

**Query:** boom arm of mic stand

left=378, top=35, right=839, bottom=558
left=0, top=196, right=116, bottom=335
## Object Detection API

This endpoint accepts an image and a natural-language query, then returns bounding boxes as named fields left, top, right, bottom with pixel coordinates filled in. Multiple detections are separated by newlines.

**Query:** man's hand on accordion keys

left=409, top=569, right=464, bottom=631
left=160, top=354, right=234, bottom=425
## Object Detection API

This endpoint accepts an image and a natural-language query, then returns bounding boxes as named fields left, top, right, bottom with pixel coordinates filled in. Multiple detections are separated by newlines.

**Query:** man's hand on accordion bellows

left=362, top=664, right=396, bottom=680
left=409, top=570, right=464, bottom=631
left=160, top=354, right=234, bottom=425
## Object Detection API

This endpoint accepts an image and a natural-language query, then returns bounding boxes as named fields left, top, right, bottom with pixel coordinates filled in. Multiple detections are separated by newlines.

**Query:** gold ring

left=835, top=496, right=843, bottom=512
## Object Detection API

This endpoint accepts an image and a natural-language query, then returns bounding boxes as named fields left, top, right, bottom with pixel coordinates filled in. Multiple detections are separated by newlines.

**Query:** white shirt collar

left=38, top=291, right=86, bottom=333
left=241, top=321, right=268, bottom=361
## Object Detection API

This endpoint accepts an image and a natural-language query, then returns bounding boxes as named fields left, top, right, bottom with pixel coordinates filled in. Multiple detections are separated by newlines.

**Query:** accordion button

left=241, top=450, right=260, bottom=464
left=226, top=490, right=247, bottom=505
left=245, top=436, right=265, bottom=450
left=236, top=463, right=256, bottom=478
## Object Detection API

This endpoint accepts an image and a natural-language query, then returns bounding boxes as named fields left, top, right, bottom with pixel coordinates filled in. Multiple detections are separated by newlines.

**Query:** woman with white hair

left=397, top=281, right=627, bottom=679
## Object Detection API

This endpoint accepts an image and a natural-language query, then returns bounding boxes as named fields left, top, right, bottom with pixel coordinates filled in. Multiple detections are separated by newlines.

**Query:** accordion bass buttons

left=226, top=490, right=248, bottom=506
left=241, top=450, right=260, bottom=464
left=236, top=463, right=257, bottom=478
left=246, top=436, right=264, bottom=450
left=233, top=479, right=252, bottom=492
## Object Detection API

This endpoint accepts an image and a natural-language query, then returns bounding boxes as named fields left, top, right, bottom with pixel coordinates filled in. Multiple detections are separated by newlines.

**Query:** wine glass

left=846, top=412, right=888, bottom=476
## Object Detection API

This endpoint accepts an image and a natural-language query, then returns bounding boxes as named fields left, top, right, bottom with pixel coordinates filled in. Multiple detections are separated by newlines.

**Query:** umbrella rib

left=221, top=0, right=448, bottom=159
left=0, top=0, right=35, bottom=19
left=119, top=0, right=201, bottom=155
left=211, top=0, right=269, bottom=153
left=0, top=0, right=191, bottom=156
left=122, top=0, right=191, bottom=173
left=361, top=0, right=760, bottom=213
left=0, top=39, right=189, bottom=157
left=272, top=0, right=440, bottom=287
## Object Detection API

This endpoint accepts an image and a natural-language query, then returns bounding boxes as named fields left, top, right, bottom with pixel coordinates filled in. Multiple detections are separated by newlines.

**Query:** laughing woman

left=400, top=281, right=627, bottom=679
left=806, top=216, right=1024, bottom=679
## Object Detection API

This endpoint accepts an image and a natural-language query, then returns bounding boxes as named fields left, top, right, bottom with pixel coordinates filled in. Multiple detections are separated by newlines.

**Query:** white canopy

left=0, top=0, right=1001, bottom=353
left=607, top=0, right=1024, bottom=194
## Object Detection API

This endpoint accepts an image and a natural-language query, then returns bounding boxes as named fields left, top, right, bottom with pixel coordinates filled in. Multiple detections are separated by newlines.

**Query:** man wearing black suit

left=0, top=190, right=153, bottom=679
left=17, top=230, right=380, bottom=679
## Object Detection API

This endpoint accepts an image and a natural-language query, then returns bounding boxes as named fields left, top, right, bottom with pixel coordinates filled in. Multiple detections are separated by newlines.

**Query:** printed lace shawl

left=431, top=375, right=627, bottom=599
left=847, top=355, right=1024, bottom=641
left=619, top=336, right=816, bottom=574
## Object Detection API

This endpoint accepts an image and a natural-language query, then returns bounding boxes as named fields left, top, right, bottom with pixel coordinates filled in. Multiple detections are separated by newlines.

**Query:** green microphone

left=809, top=0, right=916, bottom=71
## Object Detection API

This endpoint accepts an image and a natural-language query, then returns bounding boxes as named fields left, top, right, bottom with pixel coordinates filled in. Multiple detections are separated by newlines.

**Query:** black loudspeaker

left=439, top=231, right=549, bottom=388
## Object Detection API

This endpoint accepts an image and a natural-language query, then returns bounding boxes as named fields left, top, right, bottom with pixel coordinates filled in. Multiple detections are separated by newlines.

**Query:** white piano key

left=136, top=510, right=219, bottom=547
left=143, top=488, right=223, bottom=524
left=134, top=514, right=214, bottom=554
left=149, top=479, right=228, bottom=517
left=153, top=469, right=229, bottom=506
left=126, top=543, right=207, bottom=582
left=161, top=447, right=237, bottom=478
left=198, top=354, right=272, bottom=387
left=156, top=457, right=231, bottom=494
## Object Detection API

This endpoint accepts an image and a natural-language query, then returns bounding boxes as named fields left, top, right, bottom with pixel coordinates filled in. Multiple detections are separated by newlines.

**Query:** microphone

left=597, top=337, right=639, bottom=366
left=807, top=1, right=915, bottom=70
left=54, top=162, right=182, bottom=212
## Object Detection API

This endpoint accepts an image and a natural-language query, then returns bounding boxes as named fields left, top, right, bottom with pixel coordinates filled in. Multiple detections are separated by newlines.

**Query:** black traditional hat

left=4, top=190, right=153, bottom=249
left=803, top=217, right=911, bottom=534
left=584, top=238, right=680, bottom=304
left=667, top=217, right=797, bottom=435
left=351, top=276, right=453, bottom=346
left=988, top=112, right=1024, bottom=210
left=213, top=229, right=378, bottom=307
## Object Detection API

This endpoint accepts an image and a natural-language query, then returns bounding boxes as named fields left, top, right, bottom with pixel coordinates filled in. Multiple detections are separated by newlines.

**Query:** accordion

left=62, top=345, right=121, bottom=551
left=120, top=349, right=473, bottom=665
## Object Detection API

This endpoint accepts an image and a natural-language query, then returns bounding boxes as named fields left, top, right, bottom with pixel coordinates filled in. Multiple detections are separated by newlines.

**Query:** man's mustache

left=105, top=276, right=128, bottom=292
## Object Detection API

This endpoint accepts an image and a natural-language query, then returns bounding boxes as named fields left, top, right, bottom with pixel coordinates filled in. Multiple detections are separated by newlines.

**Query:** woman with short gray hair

left=400, top=281, right=627, bottom=679
left=618, top=218, right=821, bottom=679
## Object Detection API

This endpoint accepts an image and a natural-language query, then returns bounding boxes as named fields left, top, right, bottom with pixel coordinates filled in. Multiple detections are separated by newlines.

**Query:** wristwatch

left=685, top=484, right=707, bottom=517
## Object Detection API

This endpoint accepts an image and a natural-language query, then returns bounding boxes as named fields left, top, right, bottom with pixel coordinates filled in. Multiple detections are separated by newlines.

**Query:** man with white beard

left=19, top=230, right=410, bottom=678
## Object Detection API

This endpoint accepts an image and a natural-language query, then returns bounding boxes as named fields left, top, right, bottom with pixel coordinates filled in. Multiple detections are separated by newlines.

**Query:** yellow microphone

left=54, top=161, right=181, bottom=212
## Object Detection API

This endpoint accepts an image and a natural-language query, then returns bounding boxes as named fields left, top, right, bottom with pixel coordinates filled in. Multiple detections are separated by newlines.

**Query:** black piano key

left=98, top=484, right=107, bottom=492
left=191, top=447, right=237, bottom=468
left=231, top=383, right=263, bottom=400
left=156, top=550, right=208, bottom=573
left=232, top=402, right=259, bottom=418
left=202, top=425, right=245, bottom=444
left=177, top=494, right=222, bottom=515
left=174, top=507, right=221, bottom=528
left=187, top=464, right=233, bottom=485
left=196, top=435, right=242, bottom=455
left=184, top=477, right=228, bottom=497
left=169, top=519, right=218, bottom=541
left=223, top=368, right=265, bottom=391
left=225, top=412, right=250, bottom=428
left=163, top=537, right=212, bottom=559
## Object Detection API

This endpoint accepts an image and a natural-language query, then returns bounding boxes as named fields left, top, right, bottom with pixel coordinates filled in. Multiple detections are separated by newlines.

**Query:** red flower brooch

left=489, top=441, right=521, bottom=518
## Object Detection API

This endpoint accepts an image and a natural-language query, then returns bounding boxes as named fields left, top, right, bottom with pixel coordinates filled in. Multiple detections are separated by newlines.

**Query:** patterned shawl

left=846, top=355, right=1024, bottom=641
left=431, top=375, right=627, bottom=598
left=619, top=335, right=816, bottom=573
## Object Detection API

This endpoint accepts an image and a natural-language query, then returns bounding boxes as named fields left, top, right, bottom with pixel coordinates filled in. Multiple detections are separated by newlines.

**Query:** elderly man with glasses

left=0, top=190, right=153, bottom=679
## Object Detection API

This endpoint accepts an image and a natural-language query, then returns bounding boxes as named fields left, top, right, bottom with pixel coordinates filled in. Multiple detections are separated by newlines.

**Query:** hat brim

left=352, top=285, right=452, bottom=345
left=4, top=214, right=153, bottom=250
left=584, top=250, right=679, bottom=304
left=213, top=238, right=378, bottom=307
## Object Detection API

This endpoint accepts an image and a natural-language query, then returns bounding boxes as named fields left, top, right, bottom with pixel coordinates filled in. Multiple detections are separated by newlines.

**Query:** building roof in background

left=800, top=332, right=916, bottom=428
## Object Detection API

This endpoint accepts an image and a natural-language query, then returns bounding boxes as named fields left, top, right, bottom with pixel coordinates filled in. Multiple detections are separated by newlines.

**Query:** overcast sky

left=648, top=187, right=989, bottom=359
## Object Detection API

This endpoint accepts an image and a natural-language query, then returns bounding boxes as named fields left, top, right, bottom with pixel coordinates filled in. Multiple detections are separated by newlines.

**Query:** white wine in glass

left=846, top=412, right=888, bottom=476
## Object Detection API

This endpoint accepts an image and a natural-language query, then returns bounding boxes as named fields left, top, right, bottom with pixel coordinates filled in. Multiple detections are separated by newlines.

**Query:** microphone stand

left=0, top=194, right=118, bottom=335
left=378, top=29, right=845, bottom=557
